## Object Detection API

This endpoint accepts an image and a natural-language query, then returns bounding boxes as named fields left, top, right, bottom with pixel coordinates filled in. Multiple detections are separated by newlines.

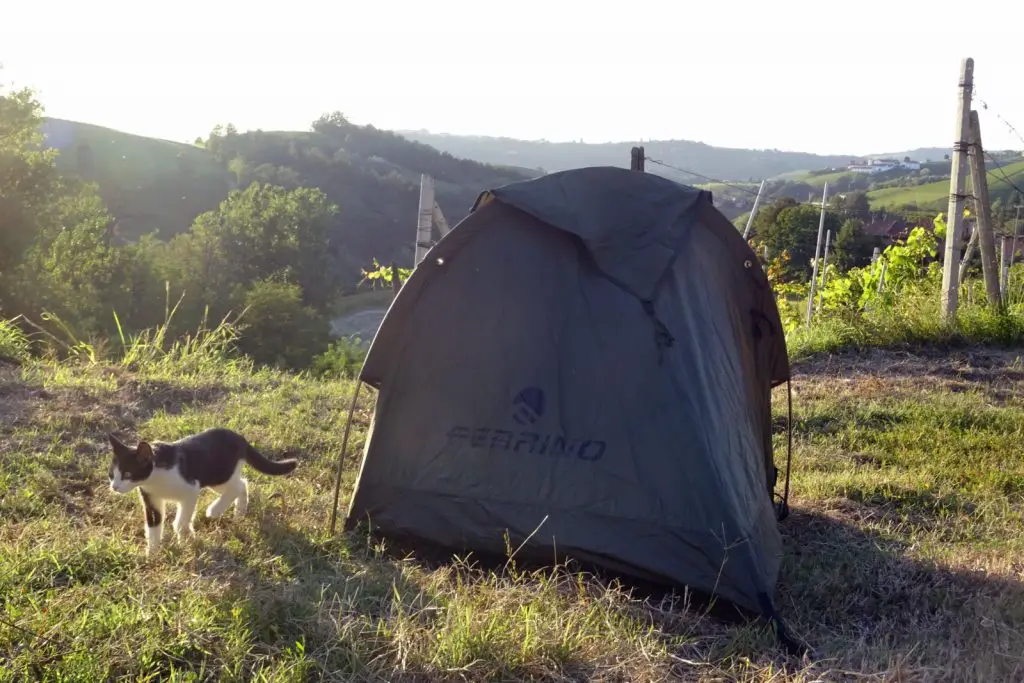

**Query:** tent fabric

left=346, top=166, right=791, bottom=617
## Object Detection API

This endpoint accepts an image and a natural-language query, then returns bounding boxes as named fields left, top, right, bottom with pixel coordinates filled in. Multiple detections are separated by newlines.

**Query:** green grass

left=42, top=118, right=233, bottom=239
left=2, top=307, right=1024, bottom=680
left=869, top=158, right=1024, bottom=210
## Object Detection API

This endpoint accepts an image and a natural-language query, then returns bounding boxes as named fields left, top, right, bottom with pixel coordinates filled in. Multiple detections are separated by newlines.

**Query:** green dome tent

left=342, top=166, right=798, bottom=649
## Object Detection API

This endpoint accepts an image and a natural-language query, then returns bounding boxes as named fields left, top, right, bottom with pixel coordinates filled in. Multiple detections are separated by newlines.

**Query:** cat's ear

left=136, top=441, right=154, bottom=462
left=109, top=433, right=129, bottom=455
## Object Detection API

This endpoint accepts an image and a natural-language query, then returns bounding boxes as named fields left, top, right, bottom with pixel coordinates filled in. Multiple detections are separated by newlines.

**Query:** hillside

left=868, top=158, right=1024, bottom=212
left=39, top=117, right=535, bottom=287
left=40, top=118, right=235, bottom=241
left=397, top=131, right=958, bottom=183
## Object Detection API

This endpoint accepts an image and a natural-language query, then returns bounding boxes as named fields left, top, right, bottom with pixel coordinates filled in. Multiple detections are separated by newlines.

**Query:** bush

left=234, top=279, right=333, bottom=371
left=309, top=337, right=368, bottom=379
left=789, top=211, right=1024, bottom=359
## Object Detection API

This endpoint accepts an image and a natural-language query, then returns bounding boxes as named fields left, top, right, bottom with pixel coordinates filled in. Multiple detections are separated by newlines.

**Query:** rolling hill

left=39, top=117, right=535, bottom=288
left=40, top=118, right=234, bottom=241
left=868, top=158, right=1024, bottom=211
left=396, top=131, right=958, bottom=183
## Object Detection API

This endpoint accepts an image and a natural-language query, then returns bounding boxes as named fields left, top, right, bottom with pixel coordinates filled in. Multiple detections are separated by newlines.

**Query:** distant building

left=862, top=214, right=940, bottom=243
left=846, top=157, right=921, bottom=174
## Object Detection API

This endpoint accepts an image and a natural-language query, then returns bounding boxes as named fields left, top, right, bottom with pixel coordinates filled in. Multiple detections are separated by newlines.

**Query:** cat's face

left=107, top=434, right=154, bottom=494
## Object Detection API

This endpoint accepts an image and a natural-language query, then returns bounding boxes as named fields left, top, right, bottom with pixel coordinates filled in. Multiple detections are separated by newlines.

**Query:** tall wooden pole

left=817, top=229, right=833, bottom=312
left=958, top=220, right=978, bottom=283
left=1000, top=236, right=1010, bottom=303
left=630, top=146, right=645, bottom=172
left=743, top=179, right=766, bottom=240
left=967, top=110, right=1000, bottom=305
left=1013, top=207, right=1022, bottom=267
left=415, top=174, right=435, bottom=266
left=805, top=182, right=830, bottom=327
left=940, top=57, right=974, bottom=321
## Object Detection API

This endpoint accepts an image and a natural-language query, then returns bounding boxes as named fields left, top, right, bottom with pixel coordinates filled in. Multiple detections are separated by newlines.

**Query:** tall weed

left=22, top=290, right=248, bottom=376
left=0, top=316, right=31, bottom=363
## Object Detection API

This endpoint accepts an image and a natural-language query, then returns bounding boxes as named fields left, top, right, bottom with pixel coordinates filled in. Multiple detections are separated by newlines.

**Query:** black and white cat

left=107, top=428, right=298, bottom=556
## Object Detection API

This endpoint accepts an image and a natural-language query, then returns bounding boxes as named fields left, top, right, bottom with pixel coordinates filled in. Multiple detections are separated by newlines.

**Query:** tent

left=343, top=166, right=796, bottom=645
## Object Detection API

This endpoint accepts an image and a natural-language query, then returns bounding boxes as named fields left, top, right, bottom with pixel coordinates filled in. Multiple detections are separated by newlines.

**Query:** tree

left=0, top=84, right=124, bottom=334
left=0, top=86, right=63, bottom=290
left=747, top=197, right=798, bottom=239
left=234, top=278, right=332, bottom=371
left=312, top=111, right=351, bottom=134
left=758, top=204, right=840, bottom=280
left=831, top=218, right=876, bottom=271
left=831, top=191, right=871, bottom=220
left=181, top=182, right=340, bottom=316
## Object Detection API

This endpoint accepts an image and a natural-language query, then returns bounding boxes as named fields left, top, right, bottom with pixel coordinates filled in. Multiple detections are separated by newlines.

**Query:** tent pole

left=328, top=379, right=364, bottom=535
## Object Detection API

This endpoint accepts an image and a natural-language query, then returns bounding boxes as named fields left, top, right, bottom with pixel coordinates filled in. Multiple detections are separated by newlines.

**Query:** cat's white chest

left=141, top=465, right=200, bottom=501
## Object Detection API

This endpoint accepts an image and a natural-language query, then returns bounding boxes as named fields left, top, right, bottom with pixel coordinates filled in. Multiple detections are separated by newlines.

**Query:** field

left=868, top=159, right=1024, bottom=210
left=2, top=338, right=1023, bottom=681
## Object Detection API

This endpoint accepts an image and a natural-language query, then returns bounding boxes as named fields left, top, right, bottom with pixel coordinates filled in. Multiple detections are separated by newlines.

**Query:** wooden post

left=871, top=247, right=881, bottom=265
left=630, top=146, right=645, bottom=172
left=415, top=174, right=435, bottom=266
left=390, top=262, right=402, bottom=298
left=967, top=110, right=1000, bottom=305
left=958, top=220, right=978, bottom=283
left=432, top=203, right=450, bottom=237
left=816, top=229, right=833, bottom=312
left=805, top=182, right=830, bottom=327
left=1000, top=236, right=1010, bottom=303
left=743, top=179, right=766, bottom=240
left=940, top=57, right=974, bottom=322
left=1013, top=207, right=1022, bottom=264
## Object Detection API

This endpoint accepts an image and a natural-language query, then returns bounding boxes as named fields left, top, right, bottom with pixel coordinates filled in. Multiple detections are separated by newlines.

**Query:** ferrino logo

left=445, top=386, right=607, bottom=462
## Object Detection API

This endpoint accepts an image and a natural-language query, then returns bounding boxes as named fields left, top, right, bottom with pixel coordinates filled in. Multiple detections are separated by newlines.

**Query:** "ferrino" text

left=445, top=426, right=606, bottom=462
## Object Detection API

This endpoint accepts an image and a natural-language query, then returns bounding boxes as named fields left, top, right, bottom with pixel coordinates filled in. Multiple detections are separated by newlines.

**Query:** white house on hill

left=847, top=157, right=921, bottom=174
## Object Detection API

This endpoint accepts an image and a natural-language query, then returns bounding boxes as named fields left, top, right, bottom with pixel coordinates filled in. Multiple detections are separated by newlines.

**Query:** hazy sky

left=2, top=0, right=1022, bottom=157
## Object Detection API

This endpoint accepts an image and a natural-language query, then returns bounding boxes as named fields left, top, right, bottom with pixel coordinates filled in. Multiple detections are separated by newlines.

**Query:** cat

left=107, top=428, right=298, bottom=556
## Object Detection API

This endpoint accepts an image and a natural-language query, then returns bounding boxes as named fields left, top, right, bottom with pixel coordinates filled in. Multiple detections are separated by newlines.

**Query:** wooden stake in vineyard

left=805, top=182, right=829, bottom=327
left=966, top=110, right=1000, bottom=305
left=743, top=179, right=766, bottom=240
left=940, top=57, right=974, bottom=321
left=414, top=174, right=452, bottom=267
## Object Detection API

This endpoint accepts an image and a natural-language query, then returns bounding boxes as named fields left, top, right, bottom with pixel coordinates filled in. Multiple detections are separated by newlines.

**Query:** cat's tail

left=244, top=446, right=298, bottom=476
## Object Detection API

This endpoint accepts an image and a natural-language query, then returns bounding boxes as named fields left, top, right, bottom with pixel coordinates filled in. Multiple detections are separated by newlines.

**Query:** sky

left=1, top=0, right=1022, bottom=157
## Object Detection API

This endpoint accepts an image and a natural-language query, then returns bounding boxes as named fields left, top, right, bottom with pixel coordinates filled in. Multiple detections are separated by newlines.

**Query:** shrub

left=309, top=337, right=368, bottom=379
left=234, top=279, right=333, bottom=371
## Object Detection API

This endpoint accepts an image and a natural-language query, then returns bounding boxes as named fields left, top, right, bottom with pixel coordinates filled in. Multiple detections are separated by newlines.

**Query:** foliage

left=788, top=208, right=1024, bottom=361
left=309, top=337, right=368, bottom=379
left=816, top=217, right=941, bottom=315
left=233, top=278, right=333, bottom=371
left=361, top=258, right=412, bottom=290
left=757, top=203, right=841, bottom=280
left=0, top=316, right=31, bottom=363
left=831, top=218, right=875, bottom=271
left=0, top=84, right=363, bottom=376
left=758, top=246, right=806, bottom=333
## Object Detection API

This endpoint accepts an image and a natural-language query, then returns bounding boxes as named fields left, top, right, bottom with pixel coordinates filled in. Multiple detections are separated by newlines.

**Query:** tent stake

left=328, top=379, right=364, bottom=535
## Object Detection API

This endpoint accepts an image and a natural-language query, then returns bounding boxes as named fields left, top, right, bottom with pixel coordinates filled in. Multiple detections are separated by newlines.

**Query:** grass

left=869, top=158, right=1024, bottom=210
left=786, top=285, right=1024, bottom=363
left=2, top=308, right=1024, bottom=680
